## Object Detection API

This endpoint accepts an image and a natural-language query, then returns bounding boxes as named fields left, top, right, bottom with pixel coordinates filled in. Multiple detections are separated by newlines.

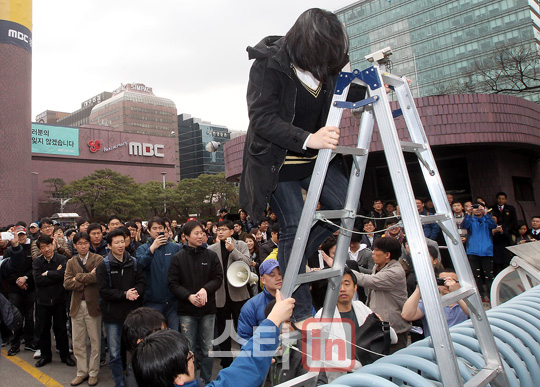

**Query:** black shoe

left=35, top=357, right=52, bottom=367
left=100, top=358, right=107, bottom=367
left=62, top=355, right=76, bottom=367
left=7, top=347, right=20, bottom=356
left=25, top=343, right=38, bottom=352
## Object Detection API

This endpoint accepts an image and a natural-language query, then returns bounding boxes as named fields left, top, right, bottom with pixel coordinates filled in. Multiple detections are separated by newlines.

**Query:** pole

left=161, top=172, right=167, bottom=215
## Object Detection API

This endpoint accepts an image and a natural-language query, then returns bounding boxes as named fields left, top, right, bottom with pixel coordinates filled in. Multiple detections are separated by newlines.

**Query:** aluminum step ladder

left=278, top=49, right=508, bottom=387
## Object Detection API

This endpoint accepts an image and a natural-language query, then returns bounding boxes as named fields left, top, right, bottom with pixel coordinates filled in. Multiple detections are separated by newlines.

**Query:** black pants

left=216, top=298, right=246, bottom=368
left=9, top=291, right=35, bottom=348
left=468, top=255, right=493, bottom=298
left=37, top=302, right=70, bottom=360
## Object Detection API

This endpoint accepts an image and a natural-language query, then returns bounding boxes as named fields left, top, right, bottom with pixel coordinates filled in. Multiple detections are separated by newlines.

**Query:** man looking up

left=168, top=220, right=223, bottom=384
left=237, top=259, right=282, bottom=340
left=32, top=235, right=75, bottom=368
left=97, top=229, right=145, bottom=387
left=137, top=217, right=181, bottom=331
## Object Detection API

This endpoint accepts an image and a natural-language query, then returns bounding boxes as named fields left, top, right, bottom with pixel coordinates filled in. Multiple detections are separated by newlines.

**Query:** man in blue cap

left=237, top=259, right=282, bottom=340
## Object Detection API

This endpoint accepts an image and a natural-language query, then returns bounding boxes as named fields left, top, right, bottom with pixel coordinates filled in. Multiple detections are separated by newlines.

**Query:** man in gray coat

left=354, top=237, right=411, bottom=353
left=208, top=219, right=251, bottom=368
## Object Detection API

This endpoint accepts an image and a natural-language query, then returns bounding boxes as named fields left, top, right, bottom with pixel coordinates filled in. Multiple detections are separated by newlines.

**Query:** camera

left=226, top=237, right=232, bottom=244
left=472, top=204, right=482, bottom=209
left=1, top=232, right=14, bottom=241
left=436, top=278, right=446, bottom=286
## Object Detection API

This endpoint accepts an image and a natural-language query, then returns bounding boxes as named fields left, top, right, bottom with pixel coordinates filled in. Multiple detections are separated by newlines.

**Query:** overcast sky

left=32, top=0, right=356, bottom=132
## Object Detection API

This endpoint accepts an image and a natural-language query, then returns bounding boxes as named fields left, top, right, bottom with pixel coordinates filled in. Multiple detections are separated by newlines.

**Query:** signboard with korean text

left=31, top=123, right=79, bottom=156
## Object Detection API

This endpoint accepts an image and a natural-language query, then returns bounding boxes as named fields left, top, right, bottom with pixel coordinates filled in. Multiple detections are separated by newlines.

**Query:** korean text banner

left=31, top=124, right=79, bottom=156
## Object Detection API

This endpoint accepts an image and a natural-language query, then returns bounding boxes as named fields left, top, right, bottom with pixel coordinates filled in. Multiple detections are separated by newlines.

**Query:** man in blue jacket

left=462, top=203, right=497, bottom=300
left=137, top=217, right=181, bottom=331
left=237, top=259, right=282, bottom=340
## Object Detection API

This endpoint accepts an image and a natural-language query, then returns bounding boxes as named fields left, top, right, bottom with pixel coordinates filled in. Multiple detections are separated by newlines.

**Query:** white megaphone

left=227, top=261, right=258, bottom=288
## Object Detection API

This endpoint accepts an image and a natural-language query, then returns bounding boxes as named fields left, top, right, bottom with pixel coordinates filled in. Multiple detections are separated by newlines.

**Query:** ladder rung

left=441, top=286, right=476, bottom=308
left=315, top=209, right=356, bottom=220
left=380, top=72, right=405, bottom=87
left=296, top=268, right=342, bottom=285
left=401, top=141, right=425, bottom=152
left=464, top=365, right=502, bottom=387
left=420, top=213, right=449, bottom=224
left=333, top=146, right=369, bottom=156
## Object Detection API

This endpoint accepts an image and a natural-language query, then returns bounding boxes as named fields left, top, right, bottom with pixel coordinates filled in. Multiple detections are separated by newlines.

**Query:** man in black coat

left=32, top=234, right=75, bottom=368
left=491, top=192, right=518, bottom=231
left=5, top=226, right=37, bottom=355
left=97, top=229, right=145, bottom=387
left=259, top=223, right=280, bottom=261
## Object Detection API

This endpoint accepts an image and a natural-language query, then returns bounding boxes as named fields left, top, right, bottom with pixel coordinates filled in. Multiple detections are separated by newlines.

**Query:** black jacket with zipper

left=240, top=36, right=365, bottom=222
left=96, top=251, right=146, bottom=323
left=168, top=245, right=223, bottom=317
left=32, top=252, right=67, bottom=306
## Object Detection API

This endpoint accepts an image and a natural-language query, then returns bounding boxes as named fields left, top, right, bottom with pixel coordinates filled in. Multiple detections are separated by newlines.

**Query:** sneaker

left=25, top=343, right=38, bottom=352
left=33, top=349, right=41, bottom=359
left=7, top=347, right=20, bottom=356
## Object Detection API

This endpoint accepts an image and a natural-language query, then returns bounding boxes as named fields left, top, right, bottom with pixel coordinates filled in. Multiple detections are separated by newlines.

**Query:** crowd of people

left=0, top=189, right=537, bottom=386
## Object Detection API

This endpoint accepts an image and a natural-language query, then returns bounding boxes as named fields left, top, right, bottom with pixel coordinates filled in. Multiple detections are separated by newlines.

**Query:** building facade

left=224, top=94, right=540, bottom=222
left=177, top=113, right=228, bottom=179
left=336, top=0, right=540, bottom=101
left=31, top=122, right=178, bottom=218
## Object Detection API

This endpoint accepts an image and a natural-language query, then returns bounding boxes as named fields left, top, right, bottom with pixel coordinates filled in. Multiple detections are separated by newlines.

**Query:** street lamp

left=161, top=172, right=167, bottom=215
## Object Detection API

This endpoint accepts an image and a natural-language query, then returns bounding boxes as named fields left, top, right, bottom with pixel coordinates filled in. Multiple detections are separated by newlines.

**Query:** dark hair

left=40, top=217, right=53, bottom=227
left=244, top=234, right=259, bottom=255
left=531, top=215, right=540, bottom=220
left=131, top=217, right=143, bottom=224
left=439, top=268, right=456, bottom=275
left=106, top=229, right=126, bottom=245
left=125, top=221, right=137, bottom=229
left=73, top=232, right=90, bottom=245
left=87, top=223, right=103, bottom=235
left=183, top=220, right=203, bottom=237
left=76, top=217, right=89, bottom=228
left=363, top=219, right=375, bottom=227
left=374, top=237, right=401, bottom=261
left=385, top=200, right=396, bottom=208
left=350, top=229, right=362, bottom=243
left=284, top=8, right=349, bottom=83
left=217, top=219, right=234, bottom=230
left=118, top=226, right=131, bottom=238
left=239, top=209, right=247, bottom=216
left=234, top=220, right=243, bottom=227
left=108, top=215, right=122, bottom=225
left=427, top=244, right=439, bottom=260
left=15, top=220, right=27, bottom=227
left=53, top=226, right=63, bottom=234
left=343, top=266, right=358, bottom=286
left=270, top=223, right=280, bottom=234
left=36, top=234, right=53, bottom=248
left=132, top=329, right=190, bottom=387
left=496, top=192, right=507, bottom=198
left=123, top=307, right=167, bottom=352
left=65, top=229, right=76, bottom=238
left=258, top=218, right=270, bottom=226
left=373, top=198, right=383, bottom=204
left=147, top=217, right=165, bottom=230
left=384, top=217, right=400, bottom=228
left=320, top=236, right=337, bottom=255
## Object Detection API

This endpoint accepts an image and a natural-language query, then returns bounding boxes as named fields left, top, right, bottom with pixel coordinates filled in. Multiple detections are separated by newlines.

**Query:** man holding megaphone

left=237, top=259, right=282, bottom=340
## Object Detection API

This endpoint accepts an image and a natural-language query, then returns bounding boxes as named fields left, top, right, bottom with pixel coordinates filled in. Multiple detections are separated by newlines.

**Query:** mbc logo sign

left=128, top=142, right=165, bottom=158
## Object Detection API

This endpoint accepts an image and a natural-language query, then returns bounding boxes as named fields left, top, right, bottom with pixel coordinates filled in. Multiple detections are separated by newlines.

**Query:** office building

left=177, top=114, right=228, bottom=179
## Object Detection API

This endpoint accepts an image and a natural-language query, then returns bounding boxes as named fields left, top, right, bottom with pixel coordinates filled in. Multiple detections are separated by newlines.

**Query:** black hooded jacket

left=240, top=36, right=365, bottom=222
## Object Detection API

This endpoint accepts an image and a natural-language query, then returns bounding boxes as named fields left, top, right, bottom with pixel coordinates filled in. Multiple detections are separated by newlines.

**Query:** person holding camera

left=136, top=217, right=181, bottom=331
left=401, top=268, right=469, bottom=337
left=462, top=202, right=497, bottom=301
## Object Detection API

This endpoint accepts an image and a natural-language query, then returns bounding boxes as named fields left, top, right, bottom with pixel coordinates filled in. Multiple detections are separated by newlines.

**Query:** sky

left=32, top=0, right=356, bottom=132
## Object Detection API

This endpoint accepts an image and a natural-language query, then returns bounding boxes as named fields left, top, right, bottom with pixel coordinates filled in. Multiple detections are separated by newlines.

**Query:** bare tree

left=471, top=43, right=540, bottom=95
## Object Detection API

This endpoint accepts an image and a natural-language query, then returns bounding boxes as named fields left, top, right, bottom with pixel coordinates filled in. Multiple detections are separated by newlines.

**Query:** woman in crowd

left=512, top=220, right=535, bottom=244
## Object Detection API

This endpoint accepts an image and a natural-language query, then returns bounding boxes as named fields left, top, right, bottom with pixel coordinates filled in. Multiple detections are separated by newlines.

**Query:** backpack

left=103, top=255, right=137, bottom=287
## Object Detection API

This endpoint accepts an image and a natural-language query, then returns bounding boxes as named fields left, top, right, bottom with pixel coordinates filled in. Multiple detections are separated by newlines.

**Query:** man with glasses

left=64, top=232, right=104, bottom=386
left=31, top=217, right=72, bottom=260
left=208, top=219, right=251, bottom=368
